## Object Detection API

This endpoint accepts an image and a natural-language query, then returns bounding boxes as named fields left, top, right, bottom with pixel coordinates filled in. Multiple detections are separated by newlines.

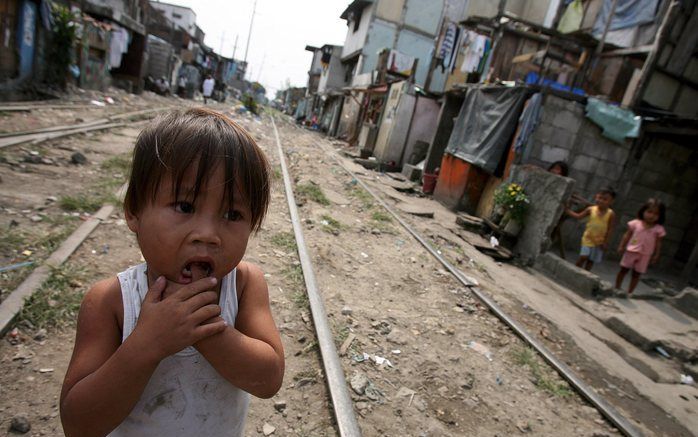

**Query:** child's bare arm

left=603, top=211, right=616, bottom=250
left=61, top=276, right=225, bottom=437
left=652, top=236, right=663, bottom=264
left=617, top=228, right=632, bottom=254
left=566, top=206, right=590, bottom=220
left=194, top=262, right=284, bottom=398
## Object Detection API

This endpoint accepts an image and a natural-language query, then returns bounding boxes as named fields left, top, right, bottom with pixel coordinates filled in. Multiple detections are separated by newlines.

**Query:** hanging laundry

left=109, top=24, right=130, bottom=68
left=515, top=93, right=543, bottom=152
left=460, top=31, right=489, bottom=74
left=437, top=21, right=459, bottom=72
left=557, top=0, right=583, bottom=33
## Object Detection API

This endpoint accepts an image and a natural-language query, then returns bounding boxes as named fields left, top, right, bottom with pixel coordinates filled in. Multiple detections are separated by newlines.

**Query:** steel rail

left=270, top=115, right=362, bottom=437
left=308, top=132, right=643, bottom=437
left=0, top=107, right=170, bottom=148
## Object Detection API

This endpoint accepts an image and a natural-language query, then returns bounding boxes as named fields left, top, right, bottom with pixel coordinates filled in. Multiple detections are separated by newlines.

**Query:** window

left=173, top=13, right=182, bottom=19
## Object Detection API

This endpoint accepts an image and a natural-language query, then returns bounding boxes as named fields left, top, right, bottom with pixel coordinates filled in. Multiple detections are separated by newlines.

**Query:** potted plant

left=493, top=182, right=529, bottom=235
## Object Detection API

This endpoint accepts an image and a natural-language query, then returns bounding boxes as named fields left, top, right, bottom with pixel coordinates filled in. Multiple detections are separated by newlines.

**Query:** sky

left=158, top=0, right=350, bottom=97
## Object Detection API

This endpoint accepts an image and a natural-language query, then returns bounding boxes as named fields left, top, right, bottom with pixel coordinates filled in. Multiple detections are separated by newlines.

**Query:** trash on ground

left=467, top=341, right=493, bottom=361
left=0, top=261, right=34, bottom=273
left=490, top=236, right=499, bottom=248
left=680, top=374, right=694, bottom=385
left=655, top=346, right=671, bottom=358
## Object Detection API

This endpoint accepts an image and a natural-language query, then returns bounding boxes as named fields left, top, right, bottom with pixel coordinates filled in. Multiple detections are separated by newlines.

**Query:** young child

left=615, top=198, right=666, bottom=295
left=566, top=187, right=616, bottom=271
left=60, top=108, right=284, bottom=437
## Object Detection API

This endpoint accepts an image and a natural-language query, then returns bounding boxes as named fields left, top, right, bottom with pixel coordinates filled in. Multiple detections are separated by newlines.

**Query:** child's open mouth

left=179, top=261, right=213, bottom=283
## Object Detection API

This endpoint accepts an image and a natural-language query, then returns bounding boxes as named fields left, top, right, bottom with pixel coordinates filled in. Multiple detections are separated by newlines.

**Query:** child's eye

left=224, top=209, right=242, bottom=221
left=174, top=202, right=194, bottom=214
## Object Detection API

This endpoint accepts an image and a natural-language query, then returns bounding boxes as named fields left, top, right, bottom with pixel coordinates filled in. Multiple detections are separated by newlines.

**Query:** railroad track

left=0, top=107, right=171, bottom=149
left=0, top=108, right=648, bottom=436
left=268, top=114, right=643, bottom=437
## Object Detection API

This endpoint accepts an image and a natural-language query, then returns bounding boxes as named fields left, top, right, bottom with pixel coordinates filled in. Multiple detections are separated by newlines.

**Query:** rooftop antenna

left=256, top=53, right=266, bottom=82
left=232, top=34, right=239, bottom=59
left=243, top=0, right=257, bottom=77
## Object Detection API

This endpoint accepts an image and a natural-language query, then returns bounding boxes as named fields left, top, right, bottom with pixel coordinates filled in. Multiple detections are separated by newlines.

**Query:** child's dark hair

left=598, top=186, right=616, bottom=198
left=548, top=161, right=569, bottom=177
left=124, top=108, right=270, bottom=232
left=638, top=198, right=666, bottom=225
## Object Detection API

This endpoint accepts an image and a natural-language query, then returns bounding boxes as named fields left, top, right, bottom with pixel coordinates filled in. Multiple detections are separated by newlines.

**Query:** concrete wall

left=464, top=0, right=554, bottom=25
left=375, top=0, right=405, bottom=23
left=523, top=93, right=697, bottom=277
left=342, top=3, right=374, bottom=58
left=395, top=29, right=434, bottom=86
left=150, top=2, right=196, bottom=37
left=617, top=138, right=698, bottom=274
left=360, top=18, right=397, bottom=75
left=401, top=95, right=441, bottom=165
left=318, top=46, right=346, bottom=93
left=404, top=0, right=442, bottom=34
left=523, top=94, right=631, bottom=254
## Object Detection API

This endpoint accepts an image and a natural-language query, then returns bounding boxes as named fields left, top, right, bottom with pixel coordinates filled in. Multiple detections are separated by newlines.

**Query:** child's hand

left=131, top=276, right=226, bottom=362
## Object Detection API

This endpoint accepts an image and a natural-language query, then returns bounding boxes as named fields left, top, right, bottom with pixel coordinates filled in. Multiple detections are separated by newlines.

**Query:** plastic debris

left=90, top=100, right=106, bottom=107
left=680, top=374, right=694, bottom=385
left=0, top=261, right=34, bottom=273
left=467, top=341, right=493, bottom=361
left=655, top=346, right=670, bottom=358
left=22, top=250, right=33, bottom=257
left=490, top=236, right=499, bottom=248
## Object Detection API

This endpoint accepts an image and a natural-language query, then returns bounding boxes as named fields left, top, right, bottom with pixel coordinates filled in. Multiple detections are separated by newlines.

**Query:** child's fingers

left=194, top=319, right=227, bottom=340
left=184, top=291, right=219, bottom=311
left=191, top=304, right=222, bottom=325
left=172, top=277, right=218, bottom=301
left=144, top=276, right=167, bottom=303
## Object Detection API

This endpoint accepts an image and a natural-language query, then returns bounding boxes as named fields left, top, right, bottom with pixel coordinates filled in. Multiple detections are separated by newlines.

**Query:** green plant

left=493, top=182, right=530, bottom=223
left=59, top=194, right=103, bottom=212
left=296, top=183, right=330, bottom=205
left=270, top=231, right=297, bottom=252
left=320, top=214, right=343, bottom=234
left=371, top=210, right=392, bottom=222
left=242, top=94, right=259, bottom=115
left=17, top=263, right=86, bottom=330
left=512, top=346, right=572, bottom=397
left=46, top=4, right=78, bottom=88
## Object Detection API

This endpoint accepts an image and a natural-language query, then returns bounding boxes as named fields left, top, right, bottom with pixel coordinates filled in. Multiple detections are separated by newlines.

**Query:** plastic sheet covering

left=445, top=86, right=529, bottom=174
left=585, top=97, right=641, bottom=143
left=593, top=0, right=659, bottom=35
left=557, top=0, right=584, bottom=33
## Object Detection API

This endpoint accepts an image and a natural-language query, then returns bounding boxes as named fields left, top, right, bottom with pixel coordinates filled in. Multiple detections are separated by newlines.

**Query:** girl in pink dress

left=615, top=199, right=667, bottom=295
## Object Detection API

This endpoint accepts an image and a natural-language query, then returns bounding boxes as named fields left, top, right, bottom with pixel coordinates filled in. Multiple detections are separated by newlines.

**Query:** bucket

left=422, top=173, right=437, bottom=194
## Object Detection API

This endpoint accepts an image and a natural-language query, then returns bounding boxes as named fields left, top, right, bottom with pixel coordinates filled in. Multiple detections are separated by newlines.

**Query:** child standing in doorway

left=60, top=108, right=284, bottom=437
left=566, top=187, right=616, bottom=271
left=615, top=198, right=666, bottom=295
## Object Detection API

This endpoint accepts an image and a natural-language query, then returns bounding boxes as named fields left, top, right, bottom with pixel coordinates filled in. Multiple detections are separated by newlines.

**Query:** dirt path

left=0, top=101, right=691, bottom=436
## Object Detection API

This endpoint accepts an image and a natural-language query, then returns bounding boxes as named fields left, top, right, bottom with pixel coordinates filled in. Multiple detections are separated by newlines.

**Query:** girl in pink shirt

left=615, top=199, right=667, bottom=295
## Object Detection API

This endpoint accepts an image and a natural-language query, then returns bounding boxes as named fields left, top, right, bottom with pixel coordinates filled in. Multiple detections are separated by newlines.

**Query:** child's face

left=549, top=165, right=563, bottom=176
left=595, top=193, right=614, bottom=209
left=126, top=162, right=252, bottom=290
left=643, top=206, right=660, bottom=224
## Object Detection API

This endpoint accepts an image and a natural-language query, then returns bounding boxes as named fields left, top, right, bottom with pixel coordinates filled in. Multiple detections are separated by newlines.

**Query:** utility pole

left=256, top=53, right=266, bottom=82
left=243, top=0, right=257, bottom=78
left=219, top=30, right=225, bottom=55
left=232, top=34, right=239, bottom=60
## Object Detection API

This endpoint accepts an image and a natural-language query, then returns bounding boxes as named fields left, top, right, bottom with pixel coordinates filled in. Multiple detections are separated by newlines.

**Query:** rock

left=460, top=373, right=476, bottom=390
left=341, top=306, right=353, bottom=316
left=350, top=372, right=369, bottom=395
left=33, top=329, right=47, bottom=341
left=71, top=152, right=87, bottom=165
left=668, top=287, right=698, bottom=320
left=273, top=400, right=287, bottom=412
left=262, top=422, right=276, bottom=435
left=386, top=329, right=408, bottom=345
left=30, top=215, right=42, bottom=222
left=10, top=415, right=31, bottom=433
left=23, top=155, right=43, bottom=164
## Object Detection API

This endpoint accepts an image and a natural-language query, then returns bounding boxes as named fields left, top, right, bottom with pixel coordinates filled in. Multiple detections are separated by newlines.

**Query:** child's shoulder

left=235, top=261, right=265, bottom=291
left=81, top=276, right=124, bottom=325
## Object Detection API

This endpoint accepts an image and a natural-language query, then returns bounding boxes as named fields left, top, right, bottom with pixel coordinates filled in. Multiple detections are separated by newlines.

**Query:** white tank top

left=108, top=263, right=250, bottom=437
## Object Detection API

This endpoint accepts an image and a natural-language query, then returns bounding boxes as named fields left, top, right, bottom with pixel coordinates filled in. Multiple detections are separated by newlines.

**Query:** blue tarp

left=593, top=0, right=659, bottom=36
